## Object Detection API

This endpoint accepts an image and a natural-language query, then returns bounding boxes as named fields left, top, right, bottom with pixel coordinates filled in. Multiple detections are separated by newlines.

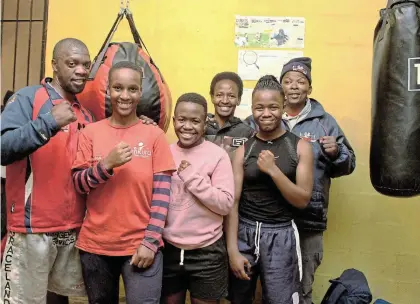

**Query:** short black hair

left=252, top=75, right=284, bottom=97
left=52, top=38, right=88, bottom=59
left=175, top=93, right=208, bottom=117
left=108, top=61, right=143, bottom=83
left=209, top=72, right=243, bottom=98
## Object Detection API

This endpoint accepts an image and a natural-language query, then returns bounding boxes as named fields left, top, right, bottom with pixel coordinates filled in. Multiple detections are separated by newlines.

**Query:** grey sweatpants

left=300, top=231, right=323, bottom=304
left=229, top=216, right=302, bottom=304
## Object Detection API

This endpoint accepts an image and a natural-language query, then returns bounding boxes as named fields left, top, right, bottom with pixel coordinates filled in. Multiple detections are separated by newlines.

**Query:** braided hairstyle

left=175, top=92, right=208, bottom=118
left=252, top=75, right=284, bottom=97
left=252, top=75, right=285, bottom=109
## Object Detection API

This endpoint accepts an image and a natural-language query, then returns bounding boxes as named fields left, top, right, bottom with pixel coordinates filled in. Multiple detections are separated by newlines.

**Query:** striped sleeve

left=141, top=172, right=172, bottom=253
left=72, top=161, right=113, bottom=194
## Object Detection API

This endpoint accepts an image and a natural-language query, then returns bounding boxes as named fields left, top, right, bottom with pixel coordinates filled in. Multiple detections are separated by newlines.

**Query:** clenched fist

left=177, top=160, right=191, bottom=174
left=51, top=101, right=77, bottom=128
left=102, top=142, right=132, bottom=170
left=319, top=136, right=339, bottom=159
left=257, top=150, right=276, bottom=175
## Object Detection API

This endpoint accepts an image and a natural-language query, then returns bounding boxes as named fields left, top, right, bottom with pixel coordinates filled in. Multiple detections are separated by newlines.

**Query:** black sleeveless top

left=239, top=131, right=300, bottom=223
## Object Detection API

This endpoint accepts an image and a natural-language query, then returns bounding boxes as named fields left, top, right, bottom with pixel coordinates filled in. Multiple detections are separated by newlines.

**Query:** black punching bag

left=370, top=0, right=420, bottom=197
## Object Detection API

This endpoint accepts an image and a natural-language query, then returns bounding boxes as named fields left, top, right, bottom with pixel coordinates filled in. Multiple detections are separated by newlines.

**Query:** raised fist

left=51, top=101, right=77, bottom=128
left=177, top=160, right=191, bottom=174
left=103, top=142, right=132, bottom=170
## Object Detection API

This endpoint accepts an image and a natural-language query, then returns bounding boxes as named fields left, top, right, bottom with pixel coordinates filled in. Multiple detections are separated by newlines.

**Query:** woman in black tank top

left=226, top=75, right=314, bottom=304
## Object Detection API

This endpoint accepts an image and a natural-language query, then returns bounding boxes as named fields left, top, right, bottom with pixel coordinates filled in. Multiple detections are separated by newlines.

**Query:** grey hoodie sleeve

left=322, top=114, right=356, bottom=178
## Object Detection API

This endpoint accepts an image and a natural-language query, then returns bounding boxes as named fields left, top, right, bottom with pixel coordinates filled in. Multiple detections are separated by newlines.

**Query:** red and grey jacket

left=0, top=79, right=93, bottom=233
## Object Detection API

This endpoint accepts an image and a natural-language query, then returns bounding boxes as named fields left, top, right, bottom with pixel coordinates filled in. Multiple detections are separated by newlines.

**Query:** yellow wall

left=46, top=1, right=420, bottom=302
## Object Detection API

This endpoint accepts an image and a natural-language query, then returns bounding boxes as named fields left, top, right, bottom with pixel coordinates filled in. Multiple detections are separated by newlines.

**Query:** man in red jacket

left=1, top=38, right=93, bottom=304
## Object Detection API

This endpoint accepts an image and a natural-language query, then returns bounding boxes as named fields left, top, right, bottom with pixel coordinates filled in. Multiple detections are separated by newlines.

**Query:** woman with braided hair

left=225, top=75, right=314, bottom=304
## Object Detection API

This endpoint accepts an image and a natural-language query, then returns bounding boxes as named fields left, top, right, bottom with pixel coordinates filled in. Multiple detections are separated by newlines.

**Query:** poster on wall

left=237, top=49, right=304, bottom=81
left=236, top=88, right=253, bottom=120
left=234, top=15, right=306, bottom=49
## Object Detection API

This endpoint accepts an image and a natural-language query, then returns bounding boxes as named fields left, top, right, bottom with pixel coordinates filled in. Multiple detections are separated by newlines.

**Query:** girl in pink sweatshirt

left=162, top=93, right=234, bottom=304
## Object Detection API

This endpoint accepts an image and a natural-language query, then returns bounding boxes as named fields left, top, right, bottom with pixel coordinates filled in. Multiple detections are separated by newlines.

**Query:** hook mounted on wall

left=120, top=0, right=131, bottom=10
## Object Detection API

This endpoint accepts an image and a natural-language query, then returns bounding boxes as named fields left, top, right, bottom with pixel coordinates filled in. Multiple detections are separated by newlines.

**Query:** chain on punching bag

left=370, top=0, right=420, bottom=197
left=77, top=0, right=172, bottom=132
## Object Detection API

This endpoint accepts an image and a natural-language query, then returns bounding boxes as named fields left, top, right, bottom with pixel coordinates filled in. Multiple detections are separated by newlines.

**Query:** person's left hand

left=257, top=150, right=276, bottom=175
left=139, top=115, right=157, bottom=126
left=130, top=245, right=155, bottom=268
left=319, top=136, right=339, bottom=158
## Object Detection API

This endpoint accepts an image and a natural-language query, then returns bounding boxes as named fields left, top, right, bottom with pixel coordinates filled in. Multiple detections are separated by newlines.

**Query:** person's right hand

left=103, top=142, right=132, bottom=170
left=229, top=250, right=251, bottom=280
left=177, top=160, right=191, bottom=174
left=51, top=101, right=77, bottom=128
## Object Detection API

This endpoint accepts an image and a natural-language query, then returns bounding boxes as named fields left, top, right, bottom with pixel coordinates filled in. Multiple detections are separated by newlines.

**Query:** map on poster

left=237, top=49, right=304, bottom=81
left=234, top=15, right=305, bottom=49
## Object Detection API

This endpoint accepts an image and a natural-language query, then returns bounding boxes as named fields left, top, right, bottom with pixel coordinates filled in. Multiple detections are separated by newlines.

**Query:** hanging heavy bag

left=77, top=8, right=172, bottom=132
left=370, top=0, right=420, bottom=197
